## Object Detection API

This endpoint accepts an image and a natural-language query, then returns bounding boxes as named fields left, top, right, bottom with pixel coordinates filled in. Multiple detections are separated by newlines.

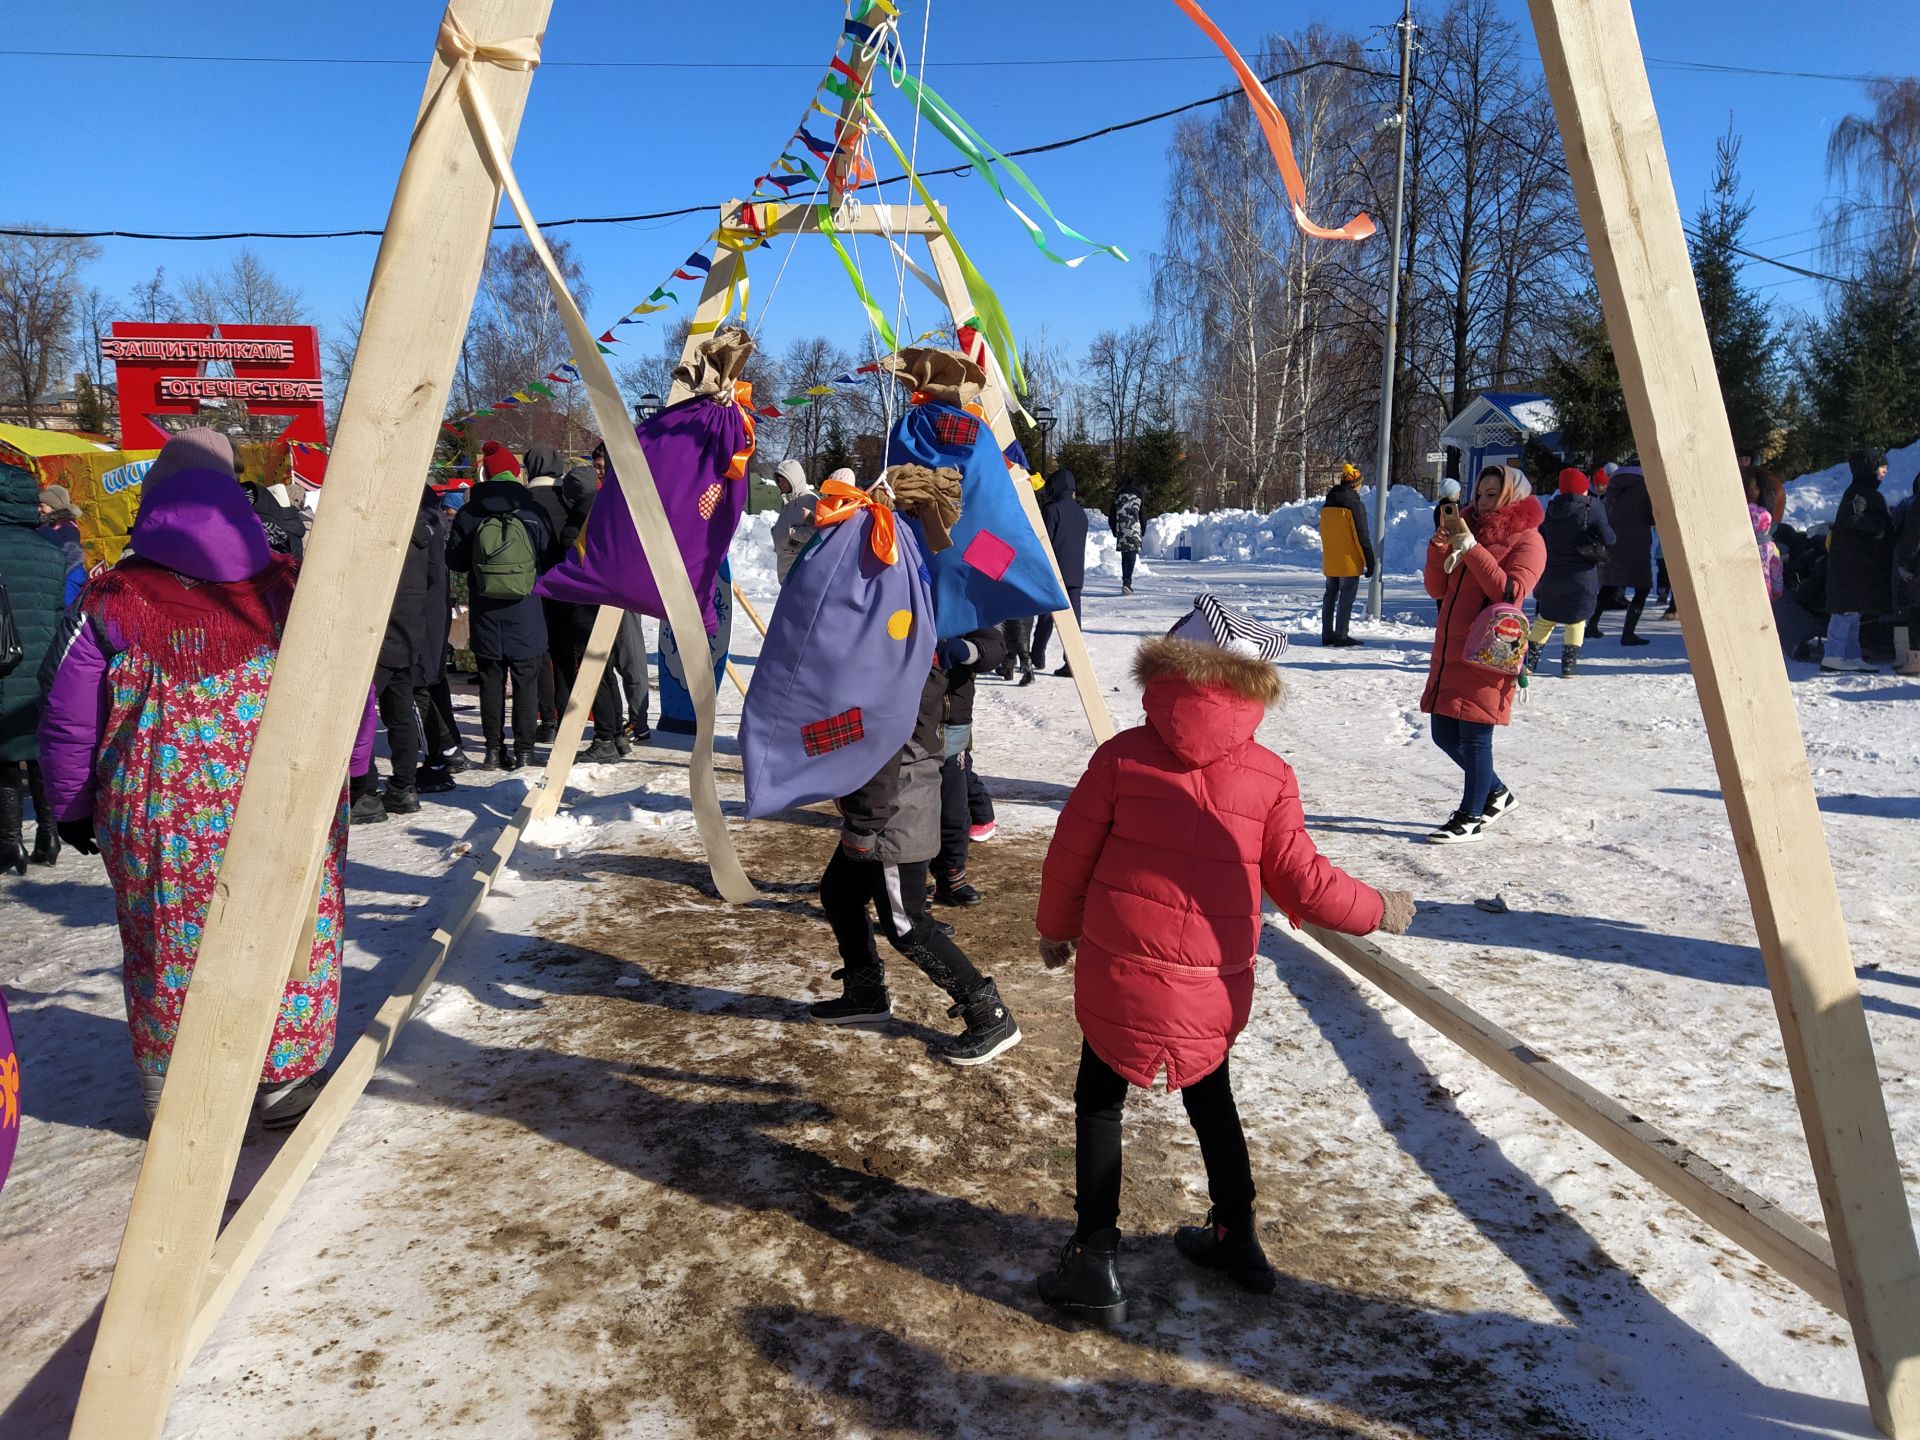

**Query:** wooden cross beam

left=69, top=2, right=555, bottom=1436
left=1529, top=1, right=1920, bottom=1432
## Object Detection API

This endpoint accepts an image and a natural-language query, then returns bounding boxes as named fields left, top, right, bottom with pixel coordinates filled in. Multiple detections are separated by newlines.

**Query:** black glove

left=58, top=817, right=100, bottom=855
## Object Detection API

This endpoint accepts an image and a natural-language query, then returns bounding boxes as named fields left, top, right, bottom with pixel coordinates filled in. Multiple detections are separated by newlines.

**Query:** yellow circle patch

left=886, top=609, right=913, bottom=641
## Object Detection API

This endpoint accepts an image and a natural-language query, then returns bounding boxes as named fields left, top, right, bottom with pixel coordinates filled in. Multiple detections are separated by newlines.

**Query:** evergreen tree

left=815, top=416, right=855, bottom=481
left=1799, top=268, right=1920, bottom=458
left=1124, top=428, right=1192, bottom=520
left=1688, top=129, right=1782, bottom=454
left=1543, top=289, right=1635, bottom=464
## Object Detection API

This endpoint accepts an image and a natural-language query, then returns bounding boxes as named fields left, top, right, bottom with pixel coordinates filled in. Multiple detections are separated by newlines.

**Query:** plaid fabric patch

left=802, top=707, right=865, bottom=757
left=962, top=529, right=1016, bottom=581
left=696, top=482, right=724, bottom=520
left=932, top=410, right=981, bottom=449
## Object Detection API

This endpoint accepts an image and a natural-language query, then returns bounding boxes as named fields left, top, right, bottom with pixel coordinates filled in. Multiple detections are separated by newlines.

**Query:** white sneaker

left=1482, top=787, right=1518, bottom=824
left=1821, top=656, right=1871, bottom=673
left=1427, top=811, right=1486, bottom=844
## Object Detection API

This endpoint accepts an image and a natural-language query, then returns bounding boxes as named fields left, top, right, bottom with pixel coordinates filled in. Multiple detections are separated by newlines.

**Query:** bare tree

left=125, top=267, right=177, bottom=324
left=322, top=300, right=364, bottom=439
left=1082, top=326, right=1166, bottom=478
left=177, top=248, right=308, bottom=326
left=0, top=229, right=101, bottom=424
left=1824, top=77, right=1920, bottom=282
left=778, top=335, right=856, bottom=476
left=455, top=238, right=594, bottom=450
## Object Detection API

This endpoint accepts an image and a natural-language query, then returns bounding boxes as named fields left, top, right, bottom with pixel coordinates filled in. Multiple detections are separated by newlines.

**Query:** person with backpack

left=447, top=443, right=554, bottom=770
left=1523, top=468, right=1616, bottom=678
left=1420, top=465, right=1545, bottom=843
left=1111, top=479, right=1145, bottom=595
left=1318, top=462, right=1375, bottom=647
left=1033, top=629, right=1415, bottom=1324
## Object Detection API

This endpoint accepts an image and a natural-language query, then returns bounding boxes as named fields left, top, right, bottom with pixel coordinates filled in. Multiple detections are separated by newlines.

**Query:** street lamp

left=1034, top=403, right=1056, bottom=476
left=635, top=391, right=662, bottom=424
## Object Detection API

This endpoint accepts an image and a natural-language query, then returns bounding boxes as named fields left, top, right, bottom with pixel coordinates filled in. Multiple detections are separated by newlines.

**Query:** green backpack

left=472, top=510, right=538, bottom=600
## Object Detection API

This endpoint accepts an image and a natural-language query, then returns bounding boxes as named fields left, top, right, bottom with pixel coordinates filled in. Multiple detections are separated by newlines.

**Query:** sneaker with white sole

left=1481, top=787, right=1517, bottom=824
left=968, top=821, right=997, bottom=843
left=942, top=979, right=1022, bottom=1066
left=1427, top=811, right=1486, bottom=845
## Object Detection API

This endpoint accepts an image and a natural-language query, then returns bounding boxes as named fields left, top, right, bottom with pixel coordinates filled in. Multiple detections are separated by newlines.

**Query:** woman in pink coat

left=1034, top=632, right=1414, bottom=1324
left=1420, top=465, right=1546, bottom=844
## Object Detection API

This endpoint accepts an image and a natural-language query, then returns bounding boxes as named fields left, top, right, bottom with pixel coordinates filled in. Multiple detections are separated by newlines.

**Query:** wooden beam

left=1304, top=927, right=1845, bottom=1314
left=70, top=4, right=553, bottom=1435
left=186, top=792, right=541, bottom=1363
left=733, top=582, right=770, bottom=640
left=924, top=233, right=1115, bottom=744
left=1528, top=2, right=1920, bottom=1432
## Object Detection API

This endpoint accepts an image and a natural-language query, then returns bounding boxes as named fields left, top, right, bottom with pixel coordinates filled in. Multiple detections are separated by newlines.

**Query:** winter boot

left=933, top=873, right=985, bottom=907
left=613, top=731, right=632, bottom=758
left=1053, top=664, right=1073, bottom=678
left=416, top=765, right=457, bottom=794
left=257, top=1073, right=325, bottom=1130
left=1620, top=631, right=1651, bottom=647
left=477, top=746, right=506, bottom=771
left=808, top=968, right=892, bottom=1024
left=1018, top=662, right=1035, bottom=687
left=508, top=746, right=533, bottom=771
left=383, top=784, right=422, bottom=816
left=1521, top=644, right=1545, bottom=681
left=27, top=764, right=59, bottom=866
left=1560, top=646, right=1581, bottom=678
left=444, top=749, right=473, bottom=775
left=996, top=655, right=1017, bottom=682
left=349, top=790, right=390, bottom=826
left=137, top=1070, right=167, bottom=1122
left=579, top=737, right=623, bottom=763
left=534, top=721, right=557, bottom=744
left=941, top=979, right=1021, bottom=1066
left=1037, top=1227, right=1129, bottom=1327
left=0, top=780, right=24, bottom=876
left=1174, top=1209, right=1277, bottom=1294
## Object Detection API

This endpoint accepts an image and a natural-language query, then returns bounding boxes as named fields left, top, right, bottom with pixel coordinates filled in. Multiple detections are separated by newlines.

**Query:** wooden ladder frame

left=64, top=2, right=1917, bottom=1435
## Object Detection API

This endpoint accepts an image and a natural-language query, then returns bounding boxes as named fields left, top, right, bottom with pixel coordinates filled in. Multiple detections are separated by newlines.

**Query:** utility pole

left=1366, top=0, right=1416, bottom=621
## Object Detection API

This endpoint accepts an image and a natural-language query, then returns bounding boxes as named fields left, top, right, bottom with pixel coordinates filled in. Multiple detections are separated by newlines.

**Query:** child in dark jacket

left=932, top=626, right=1008, bottom=907
left=1034, top=630, right=1414, bottom=1324
left=810, top=650, right=1021, bottom=1066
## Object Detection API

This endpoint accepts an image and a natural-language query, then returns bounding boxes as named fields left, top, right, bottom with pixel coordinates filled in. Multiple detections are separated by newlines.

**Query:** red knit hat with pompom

left=481, top=440, right=522, bottom=480
left=1556, top=466, right=1590, bottom=496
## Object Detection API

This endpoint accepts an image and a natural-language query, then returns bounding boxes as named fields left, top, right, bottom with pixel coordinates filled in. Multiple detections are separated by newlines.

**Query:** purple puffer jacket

left=37, top=433, right=375, bottom=823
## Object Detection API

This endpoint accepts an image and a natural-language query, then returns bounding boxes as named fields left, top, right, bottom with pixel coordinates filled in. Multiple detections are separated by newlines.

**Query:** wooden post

left=1529, top=2, right=1920, bottom=1431
left=69, top=5, right=553, bottom=1435
left=733, top=582, right=769, bottom=639
left=924, top=233, right=1115, bottom=743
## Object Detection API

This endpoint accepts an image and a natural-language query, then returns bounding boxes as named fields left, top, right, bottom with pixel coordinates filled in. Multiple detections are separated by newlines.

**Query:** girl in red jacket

left=1420, top=465, right=1546, bottom=843
left=1034, top=634, right=1414, bottom=1324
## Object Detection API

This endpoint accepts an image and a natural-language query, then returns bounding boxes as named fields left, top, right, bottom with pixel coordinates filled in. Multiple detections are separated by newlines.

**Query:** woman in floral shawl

left=38, top=429, right=374, bottom=1127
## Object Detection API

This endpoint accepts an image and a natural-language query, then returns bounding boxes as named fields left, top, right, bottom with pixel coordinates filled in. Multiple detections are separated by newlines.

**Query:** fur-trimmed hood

left=1133, top=636, right=1281, bottom=770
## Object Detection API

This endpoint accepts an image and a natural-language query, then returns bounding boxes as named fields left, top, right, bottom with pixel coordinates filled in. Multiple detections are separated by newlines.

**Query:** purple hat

left=128, top=428, right=273, bottom=583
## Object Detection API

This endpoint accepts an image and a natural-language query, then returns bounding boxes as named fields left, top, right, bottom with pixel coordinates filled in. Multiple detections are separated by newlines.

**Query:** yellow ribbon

left=813, top=477, right=897, bottom=566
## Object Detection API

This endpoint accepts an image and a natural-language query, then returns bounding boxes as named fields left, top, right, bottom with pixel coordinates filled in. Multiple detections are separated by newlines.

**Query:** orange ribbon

left=813, top=477, right=897, bottom=565
left=725, top=378, right=757, bottom=483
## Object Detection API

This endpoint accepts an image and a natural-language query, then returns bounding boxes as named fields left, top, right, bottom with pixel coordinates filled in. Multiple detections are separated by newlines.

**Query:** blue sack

left=740, top=498, right=936, bottom=819
left=885, top=401, right=1067, bottom=639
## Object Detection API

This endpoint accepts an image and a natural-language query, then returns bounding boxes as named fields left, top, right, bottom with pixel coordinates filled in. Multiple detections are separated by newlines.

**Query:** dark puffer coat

left=1600, top=466, right=1656, bottom=591
left=1827, top=477, right=1894, bottom=618
left=0, top=463, right=72, bottom=762
left=1040, top=469, right=1088, bottom=589
left=447, top=479, right=554, bottom=661
left=1535, top=491, right=1617, bottom=624
left=379, top=489, right=438, bottom=678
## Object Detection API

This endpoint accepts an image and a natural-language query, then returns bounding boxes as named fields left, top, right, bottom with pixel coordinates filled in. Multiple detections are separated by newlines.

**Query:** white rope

left=891, top=0, right=935, bottom=353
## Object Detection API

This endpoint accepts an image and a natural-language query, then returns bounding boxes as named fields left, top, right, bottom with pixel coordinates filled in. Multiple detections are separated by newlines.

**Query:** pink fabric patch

left=962, top=529, right=1016, bottom=581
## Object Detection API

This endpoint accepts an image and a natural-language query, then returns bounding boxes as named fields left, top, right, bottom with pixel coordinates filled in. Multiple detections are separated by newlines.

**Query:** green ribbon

left=896, top=74, right=1128, bottom=269
left=864, top=103, right=1026, bottom=396
left=816, top=203, right=900, bottom=354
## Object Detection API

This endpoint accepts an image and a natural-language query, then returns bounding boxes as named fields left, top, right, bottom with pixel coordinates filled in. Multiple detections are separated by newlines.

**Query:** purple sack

left=0, top=990, right=17, bottom=1196
left=535, top=392, right=750, bottom=633
left=740, top=506, right=936, bottom=819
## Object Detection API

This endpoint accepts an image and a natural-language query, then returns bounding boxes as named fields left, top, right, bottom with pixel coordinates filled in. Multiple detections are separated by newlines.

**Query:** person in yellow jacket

left=1319, top=462, right=1376, bottom=646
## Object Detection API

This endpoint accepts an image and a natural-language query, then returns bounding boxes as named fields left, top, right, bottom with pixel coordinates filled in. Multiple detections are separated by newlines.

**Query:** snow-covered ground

left=3, top=538, right=1917, bottom=1438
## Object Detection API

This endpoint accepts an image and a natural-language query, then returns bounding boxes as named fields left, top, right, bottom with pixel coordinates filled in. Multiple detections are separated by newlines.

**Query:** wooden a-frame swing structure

left=63, top=1, right=1920, bottom=1435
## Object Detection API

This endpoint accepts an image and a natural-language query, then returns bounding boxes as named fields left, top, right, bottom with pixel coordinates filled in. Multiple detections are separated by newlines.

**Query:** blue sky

left=9, top=1, right=1916, bottom=383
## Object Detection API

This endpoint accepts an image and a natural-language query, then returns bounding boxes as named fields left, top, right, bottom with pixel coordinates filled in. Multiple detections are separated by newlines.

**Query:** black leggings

left=820, top=849, right=985, bottom=1001
left=1072, top=1040, right=1254, bottom=1238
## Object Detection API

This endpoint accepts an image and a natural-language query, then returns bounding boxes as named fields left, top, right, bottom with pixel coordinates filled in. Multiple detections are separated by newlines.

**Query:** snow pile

left=730, top=510, right=779, bottom=594
left=1782, top=436, right=1920, bottom=531
left=1145, top=485, right=1435, bottom=576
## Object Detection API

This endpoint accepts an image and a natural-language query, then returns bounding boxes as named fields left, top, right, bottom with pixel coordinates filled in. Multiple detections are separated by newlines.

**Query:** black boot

left=27, top=764, right=59, bottom=865
left=383, top=784, right=422, bottom=816
left=932, top=873, right=984, bottom=907
left=477, top=746, right=506, bottom=771
left=349, top=790, right=390, bottom=826
left=0, top=781, right=24, bottom=876
left=1018, top=661, right=1035, bottom=687
left=807, top=967, right=892, bottom=1024
left=941, top=978, right=1021, bottom=1066
left=1561, top=647, right=1581, bottom=678
left=579, top=736, right=623, bottom=763
left=1037, top=1227, right=1128, bottom=1326
left=1173, top=1209, right=1276, bottom=1293
left=1620, top=593, right=1651, bottom=646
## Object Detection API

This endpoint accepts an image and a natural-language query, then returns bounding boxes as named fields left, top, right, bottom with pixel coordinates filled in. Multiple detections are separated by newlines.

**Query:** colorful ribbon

left=813, top=476, right=898, bottom=565
left=894, top=74, right=1128, bottom=268
left=1170, top=0, right=1374, bottom=242
left=816, top=203, right=901, bottom=353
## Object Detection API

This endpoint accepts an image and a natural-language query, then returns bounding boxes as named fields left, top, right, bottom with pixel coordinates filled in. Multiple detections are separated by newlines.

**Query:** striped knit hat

left=1166, top=592, right=1289, bottom=661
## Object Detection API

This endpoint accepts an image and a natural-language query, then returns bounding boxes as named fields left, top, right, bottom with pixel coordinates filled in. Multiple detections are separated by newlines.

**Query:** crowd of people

left=2, top=410, right=1909, bottom=1319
